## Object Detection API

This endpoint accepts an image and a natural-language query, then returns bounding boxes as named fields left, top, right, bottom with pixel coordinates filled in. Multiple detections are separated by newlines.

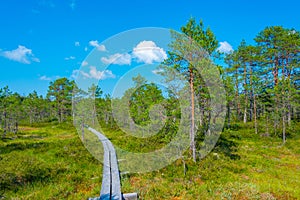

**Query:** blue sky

left=0, top=0, right=299, bottom=96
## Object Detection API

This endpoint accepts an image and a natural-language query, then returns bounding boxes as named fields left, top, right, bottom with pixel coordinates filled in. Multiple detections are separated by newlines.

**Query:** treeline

left=1, top=19, right=299, bottom=159
left=224, top=26, right=300, bottom=143
left=0, top=78, right=75, bottom=137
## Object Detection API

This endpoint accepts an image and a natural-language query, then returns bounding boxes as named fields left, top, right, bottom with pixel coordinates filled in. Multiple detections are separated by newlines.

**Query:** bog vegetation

left=0, top=18, right=299, bottom=199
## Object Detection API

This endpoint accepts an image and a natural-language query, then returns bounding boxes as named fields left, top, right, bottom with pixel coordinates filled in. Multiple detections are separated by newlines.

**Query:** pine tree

left=160, top=18, right=218, bottom=162
left=47, top=78, right=75, bottom=123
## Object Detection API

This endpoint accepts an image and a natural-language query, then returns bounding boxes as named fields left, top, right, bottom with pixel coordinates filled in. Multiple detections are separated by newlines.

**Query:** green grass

left=0, top=123, right=102, bottom=199
left=0, top=122, right=299, bottom=199
left=119, top=124, right=300, bottom=199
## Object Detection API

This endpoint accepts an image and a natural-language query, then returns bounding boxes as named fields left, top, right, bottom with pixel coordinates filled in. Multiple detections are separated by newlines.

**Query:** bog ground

left=0, top=122, right=299, bottom=199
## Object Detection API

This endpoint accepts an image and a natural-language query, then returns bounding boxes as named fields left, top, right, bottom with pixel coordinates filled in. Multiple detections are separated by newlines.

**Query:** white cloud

left=79, top=70, right=91, bottom=79
left=89, top=40, right=106, bottom=51
left=217, top=41, right=233, bottom=54
left=75, top=41, right=80, bottom=47
left=101, top=53, right=131, bottom=65
left=99, top=40, right=167, bottom=66
left=71, top=69, right=80, bottom=79
left=39, top=75, right=60, bottom=81
left=39, top=75, right=51, bottom=81
left=1, top=45, right=40, bottom=64
left=65, top=56, right=76, bottom=60
left=76, top=66, right=115, bottom=80
left=81, top=61, right=88, bottom=66
left=90, top=66, right=115, bottom=80
left=84, top=47, right=88, bottom=52
left=132, top=40, right=167, bottom=64
left=152, top=68, right=164, bottom=74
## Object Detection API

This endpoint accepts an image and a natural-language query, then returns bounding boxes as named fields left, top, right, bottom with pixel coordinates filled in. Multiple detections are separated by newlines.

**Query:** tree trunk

left=13, top=120, right=18, bottom=135
left=273, top=116, right=277, bottom=136
left=253, top=95, right=258, bottom=134
left=287, top=78, right=292, bottom=127
left=266, top=114, right=269, bottom=136
left=273, top=58, right=279, bottom=86
left=286, top=57, right=292, bottom=127
left=243, top=65, right=247, bottom=124
left=282, top=115, right=286, bottom=144
left=243, top=91, right=247, bottom=124
left=243, top=106, right=247, bottom=124
left=105, top=112, right=109, bottom=124
left=3, top=111, right=7, bottom=138
left=29, top=111, right=33, bottom=125
left=227, top=102, right=231, bottom=129
left=288, top=104, right=291, bottom=126
left=81, top=116, right=85, bottom=141
left=235, top=69, right=240, bottom=120
left=249, top=64, right=254, bottom=121
left=92, top=103, right=96, bottom=126
left=189, top=68, right=196, bottom=162
left=182, top=155, right=186, bottom=176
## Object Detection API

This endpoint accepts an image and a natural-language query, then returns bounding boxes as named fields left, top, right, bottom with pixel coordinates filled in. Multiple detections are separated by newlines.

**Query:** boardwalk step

left=123, top=193, right=139, bottom=200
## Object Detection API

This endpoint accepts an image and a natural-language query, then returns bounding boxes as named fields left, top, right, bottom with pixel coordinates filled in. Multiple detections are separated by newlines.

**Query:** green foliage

left=0, top=153, right=54, bottom=191
left=129, top=80, right=164, bottom=126
left=181, top=18, right=218, bottom=55
left=224, top=25, right=300, bottom=144
left=47, top=77, right=75, bottom=123
left=23, top=91, right=50, bottom=125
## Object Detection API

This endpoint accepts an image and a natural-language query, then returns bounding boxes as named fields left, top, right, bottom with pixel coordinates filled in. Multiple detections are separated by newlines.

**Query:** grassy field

left=0, top=123, right=102, bottom=199
left=0, top=123, right=299, bottom=199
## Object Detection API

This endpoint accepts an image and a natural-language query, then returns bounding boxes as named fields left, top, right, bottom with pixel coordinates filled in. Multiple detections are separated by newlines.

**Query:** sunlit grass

left=0, top=123, right=102, bottom=199
left=0, top=122, right=299, bottom=199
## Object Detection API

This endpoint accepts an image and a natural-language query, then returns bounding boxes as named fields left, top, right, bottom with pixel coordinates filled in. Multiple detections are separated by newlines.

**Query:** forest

left=1, top=18, right=299, bottom=199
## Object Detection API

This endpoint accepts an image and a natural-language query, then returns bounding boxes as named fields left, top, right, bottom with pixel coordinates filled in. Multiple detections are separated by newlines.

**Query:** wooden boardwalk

left=88, top=127, right=138, bottom=200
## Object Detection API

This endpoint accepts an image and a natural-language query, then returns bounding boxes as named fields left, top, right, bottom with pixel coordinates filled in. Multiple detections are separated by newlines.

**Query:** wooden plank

left=109, top=146, right=122, bottom=200
left=100, top=141, right=111, bottom=198
left=123, top=193, right=139, bottom=200
left=88, top=127, right=122, bottom=200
